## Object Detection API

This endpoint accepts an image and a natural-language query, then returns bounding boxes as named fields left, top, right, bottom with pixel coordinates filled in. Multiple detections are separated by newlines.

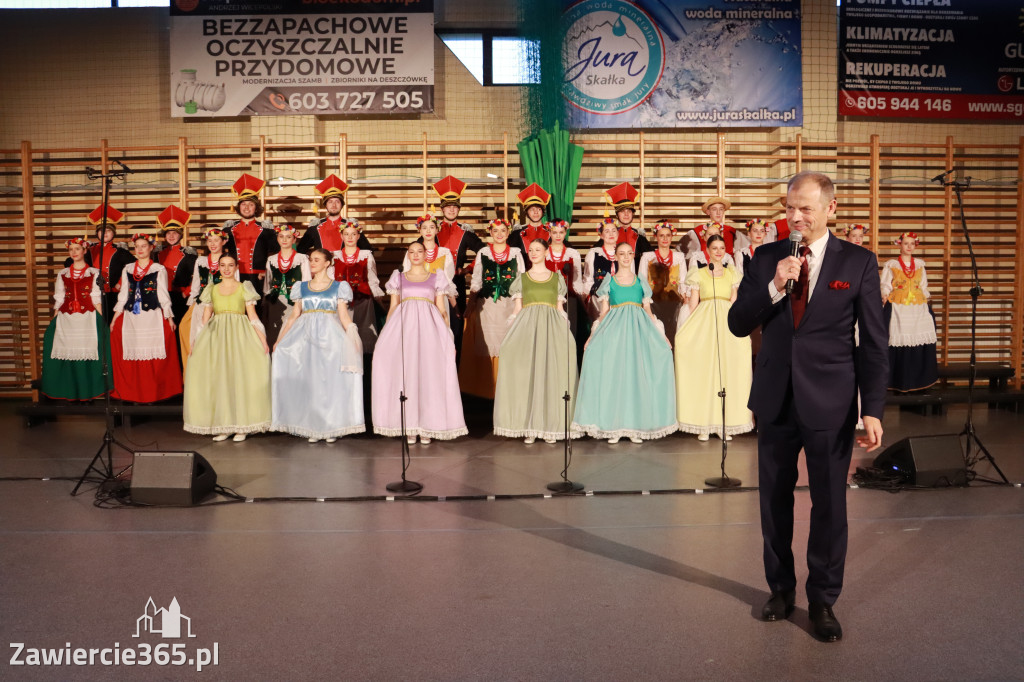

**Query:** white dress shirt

left=768, top=231, right=829, bottom=303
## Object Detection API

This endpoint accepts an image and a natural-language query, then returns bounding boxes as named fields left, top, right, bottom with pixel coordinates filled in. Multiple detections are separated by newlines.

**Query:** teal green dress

left=493, top=272, right=580, bottom=440
left=183, top=281, right=271, bottom=435
left=572, top=274, right=677, bottom=440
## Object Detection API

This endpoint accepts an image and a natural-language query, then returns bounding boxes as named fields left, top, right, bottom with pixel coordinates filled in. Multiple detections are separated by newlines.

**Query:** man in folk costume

left=595, top=181, right=652, bottom=271
left=508, top=183, right=551, bottom=255
left=222, top=173, right=279, bottom=317
left=297, top=174, right=372, bottom=254
left=431, top=175, right=484, bottom=358
left=78, top=204, right=135, bottom=322
left=681, top=196, right=747, bottom=264
left=154, top=205, right=197, bottom=326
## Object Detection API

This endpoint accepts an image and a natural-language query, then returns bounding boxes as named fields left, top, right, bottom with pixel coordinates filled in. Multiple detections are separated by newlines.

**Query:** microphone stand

left=73, top=162, right=134, bottom=496
left=548, top=260, right=583, bottom=493
left=936, top=173, right=1008, bottom=484
left=704, top=261, right=741, bottom=488
left=386, top=266, right=422, bottom=494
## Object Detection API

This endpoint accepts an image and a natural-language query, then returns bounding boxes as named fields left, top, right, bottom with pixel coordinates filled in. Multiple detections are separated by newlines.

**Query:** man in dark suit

left=727, top=171, right=888, bottom=642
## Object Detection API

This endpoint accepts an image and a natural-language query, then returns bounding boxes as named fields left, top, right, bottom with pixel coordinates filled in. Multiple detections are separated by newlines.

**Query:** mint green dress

left=493, top=272, right=580, bottom=440
left=183, top=281, right=271, bottom=435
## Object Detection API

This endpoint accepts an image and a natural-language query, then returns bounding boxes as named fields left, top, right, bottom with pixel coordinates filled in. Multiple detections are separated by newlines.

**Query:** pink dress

left=371, top=271, right=467, bottom=440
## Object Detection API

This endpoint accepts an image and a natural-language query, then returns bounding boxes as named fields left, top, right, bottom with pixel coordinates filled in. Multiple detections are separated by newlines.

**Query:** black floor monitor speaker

left=872, top=435, right=968, bottom=487
left=131, top=451, right=217, bottom=505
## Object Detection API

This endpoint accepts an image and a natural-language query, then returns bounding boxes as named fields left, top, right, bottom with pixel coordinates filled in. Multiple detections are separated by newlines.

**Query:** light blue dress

left=572, top=274, right=678, bottom=440
left=272, top=281, right=365, bottom=439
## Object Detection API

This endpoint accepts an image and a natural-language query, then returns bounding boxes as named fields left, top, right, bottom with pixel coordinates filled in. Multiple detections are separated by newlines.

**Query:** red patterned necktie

left=791, top=245, right=810, bottom=328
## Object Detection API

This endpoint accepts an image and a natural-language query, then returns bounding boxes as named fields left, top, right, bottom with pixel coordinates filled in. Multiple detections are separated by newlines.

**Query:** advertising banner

left=839, top=0, right=1024, bottom=120
left=560, top=0, right=803, bottom=128
left=169, top=0, right=434, bottom=118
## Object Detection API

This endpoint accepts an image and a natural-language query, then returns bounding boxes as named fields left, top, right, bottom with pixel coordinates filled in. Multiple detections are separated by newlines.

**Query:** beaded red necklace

left=655, top=248, right=674, bottom=266
left=132, top=260, right=153, bottom=281
left=548, top=244, right=568, bottom=269
left=898, top=255, right=916, bottom=277
left=341, top=247, right=360, bottom=265
left=277, top=250, right=296, bottom=272
left=491, top=244, right=510, bottom=264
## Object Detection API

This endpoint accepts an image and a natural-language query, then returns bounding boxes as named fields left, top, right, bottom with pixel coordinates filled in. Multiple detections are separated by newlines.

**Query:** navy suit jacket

left=727, top=234, right=888, bottom=430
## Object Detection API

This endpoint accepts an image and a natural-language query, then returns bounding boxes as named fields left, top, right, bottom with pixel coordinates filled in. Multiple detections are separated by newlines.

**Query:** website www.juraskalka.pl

left=676, top=107, right=798, bottom=123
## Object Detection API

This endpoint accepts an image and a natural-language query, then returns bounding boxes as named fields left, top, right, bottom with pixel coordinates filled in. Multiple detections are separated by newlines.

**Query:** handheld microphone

left=931, top=168, right=954, bottom=183
left=785, top=231, right=803, bottom=296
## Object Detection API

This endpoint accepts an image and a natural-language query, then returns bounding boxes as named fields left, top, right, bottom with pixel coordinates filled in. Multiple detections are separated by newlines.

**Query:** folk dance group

left=40, top=173, right=936, bottom=447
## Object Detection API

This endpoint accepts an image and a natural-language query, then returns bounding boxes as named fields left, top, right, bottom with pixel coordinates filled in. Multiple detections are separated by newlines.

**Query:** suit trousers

left=757, top=385, right=857, bottom=605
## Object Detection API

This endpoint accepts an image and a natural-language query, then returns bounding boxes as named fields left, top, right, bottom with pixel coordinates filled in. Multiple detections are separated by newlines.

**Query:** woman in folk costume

left=583, top=218, right=624, bottom=319
left=735, top=219, right=771, bottom=358
left=508, top=183, right=552, bottom=255
left=183, top=253, right=271, bottom=442
left=263, top=224, right=311, bottom=348
left=40, top=237, right=111, bottom=401
left=432, top=175, right=485, bottom=358
left=637, top=221, right=687, bottom=345
left=881, top=231, right=938, bottom=392
left=735, top=218, right=769, bottom=279
left=153, top=205, right=198, bottom=326
left=402, top=213, right=457, bottom=316
left=493, top=239, right=579, bottom=444
left=573, top=241, right=677, bottom=443
left=680, top=196, right=744, bottom=261
left=109, top=233, right=182, bottom=403
left=330, top=219, right=384, bottom=355
left=459, top=218, right=525, bottom=399
left=179, top=226, right=238, bottom=370
left=272, top=248, right=364, bottom=442
left=75, top=204, right=135, bottom=321
left=297, top=174, right=373, bottom=254
left=372, top=242, right=467, bottom=444
left=545, top=219, right=585, bottom=342
left=675, top=234, right=753, bottom=441
left=221, top=173, right=279, bottom=313
left=685, top=220, right=738, bottom=272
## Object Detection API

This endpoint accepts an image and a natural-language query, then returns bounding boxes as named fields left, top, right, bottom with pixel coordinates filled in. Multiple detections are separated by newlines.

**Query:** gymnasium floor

left=1, top=401, right=1022, bottom=681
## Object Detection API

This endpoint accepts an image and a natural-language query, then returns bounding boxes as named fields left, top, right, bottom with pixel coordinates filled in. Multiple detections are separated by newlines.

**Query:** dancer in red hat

left=154, top=205, right=198, bottom=328
left=221, top=174, right=279, bottom=310
left=430, top=175, right=485, bottom=360
left=74, top=204, right=135, bottom=321
left=508, top=183, right=551, bottom=255
left=596, top=182, right=652, bottom=271
left=297, top=174, right=373, bottom=254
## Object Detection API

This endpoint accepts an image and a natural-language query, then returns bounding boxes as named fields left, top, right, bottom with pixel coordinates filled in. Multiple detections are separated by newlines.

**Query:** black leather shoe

left=761, top=590, right=796, bottom=621
left=808, top=602, right=843, bottom=642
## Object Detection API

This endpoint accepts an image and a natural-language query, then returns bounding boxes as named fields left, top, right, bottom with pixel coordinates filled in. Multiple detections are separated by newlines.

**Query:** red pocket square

left=829, top=280, right=850, bottom=290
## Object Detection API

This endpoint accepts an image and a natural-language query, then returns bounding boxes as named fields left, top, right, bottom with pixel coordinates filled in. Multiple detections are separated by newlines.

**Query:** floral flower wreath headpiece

left=204, top=227, right=229, bottom=240
left=488, top=218, right=511, bottom=231
left=894, top=231, right=920, bottom=246
left=65, top=236, right=90, bottom=249
left=844, top=223, right=870, bottom=236
left=547, top=219, right=570, bottom=233
left=416, top=213, right=436, bottom=229
left=745, top=218, right=769, bottom=230
left=699, top=221, right=724, bottom=237
left=653, top=221, right=676, bottom=235
left=274, top=224, right=298, bottom=235
left=341, top=219, right=360, bottom=231
left=595, top=216, right=617, bottom=235
left=130, top=232, right=155, bottom=245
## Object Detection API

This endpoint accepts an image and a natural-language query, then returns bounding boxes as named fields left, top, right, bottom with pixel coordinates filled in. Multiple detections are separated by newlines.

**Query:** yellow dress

left=674, top=266, right=753, bottom=437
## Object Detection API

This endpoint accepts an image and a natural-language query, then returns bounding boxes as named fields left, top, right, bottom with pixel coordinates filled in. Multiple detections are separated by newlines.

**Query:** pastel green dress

left=183, top=281, right=271, bottom=435
left=493, top=272, right=580, bottom=440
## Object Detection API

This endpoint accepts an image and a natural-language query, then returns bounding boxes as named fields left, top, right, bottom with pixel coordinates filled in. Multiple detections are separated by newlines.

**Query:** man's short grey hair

left=787, top=171, right=835, bottom=205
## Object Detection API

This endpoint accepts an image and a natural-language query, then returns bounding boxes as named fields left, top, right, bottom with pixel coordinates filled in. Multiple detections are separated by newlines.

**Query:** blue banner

left=561, top=0, right=802, bottom=128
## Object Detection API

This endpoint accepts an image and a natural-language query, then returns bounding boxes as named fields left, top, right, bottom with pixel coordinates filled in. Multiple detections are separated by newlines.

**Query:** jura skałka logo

left=563, top=0, right=665, bottom=115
